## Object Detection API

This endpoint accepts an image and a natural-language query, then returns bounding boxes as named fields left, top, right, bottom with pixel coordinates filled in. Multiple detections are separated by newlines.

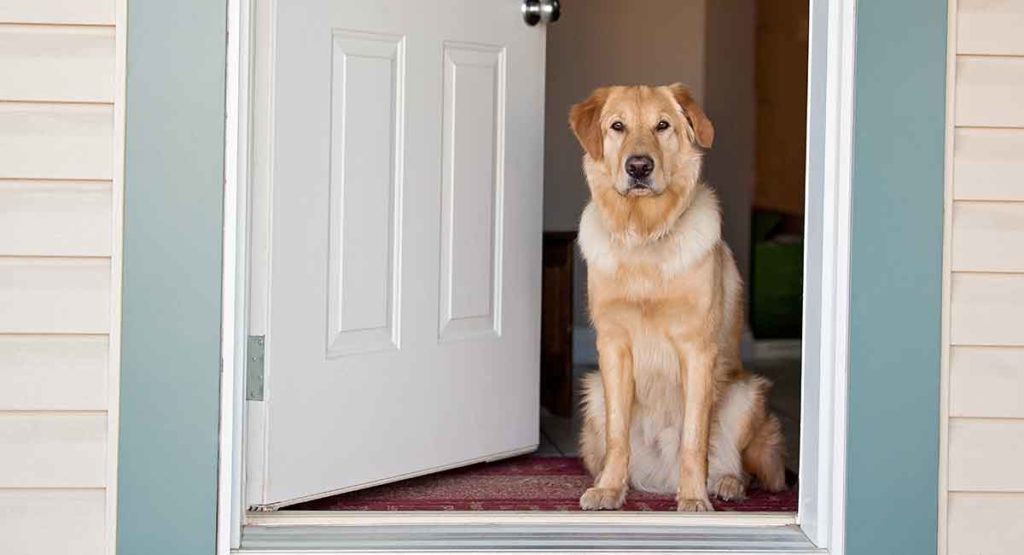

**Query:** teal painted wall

left=117, top=1, right=227, bottom=553
left=846, top=0, right=946, bottom=553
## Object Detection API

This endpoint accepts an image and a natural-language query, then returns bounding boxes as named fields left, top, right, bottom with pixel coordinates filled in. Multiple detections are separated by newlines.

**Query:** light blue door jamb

left=846, top=0, right=945, bottom=553
left=117, top=1, right=228, bottom=553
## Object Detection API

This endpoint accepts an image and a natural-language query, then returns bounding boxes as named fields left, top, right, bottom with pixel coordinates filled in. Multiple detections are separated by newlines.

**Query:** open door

left=248, top=0, right=551, bottom=506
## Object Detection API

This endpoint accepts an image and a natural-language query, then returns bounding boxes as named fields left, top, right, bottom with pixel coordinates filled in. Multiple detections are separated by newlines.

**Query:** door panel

left=254, top=0, right=545, bottom=506
left=439, top=43, right=506, bottom=341
left=326, top=31, right=402, bottom=356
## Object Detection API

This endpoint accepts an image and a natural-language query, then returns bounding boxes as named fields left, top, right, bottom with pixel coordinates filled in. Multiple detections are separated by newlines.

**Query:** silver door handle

left=522, top=0, right=560, bottom=26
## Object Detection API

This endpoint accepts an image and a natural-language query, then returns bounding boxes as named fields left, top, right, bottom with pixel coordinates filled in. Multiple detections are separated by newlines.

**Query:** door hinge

left=246, top=335, right=265, bottom=401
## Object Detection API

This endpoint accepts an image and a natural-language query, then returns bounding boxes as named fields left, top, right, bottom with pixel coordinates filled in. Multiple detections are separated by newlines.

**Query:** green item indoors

left=750, top=211, right=803, bottom=339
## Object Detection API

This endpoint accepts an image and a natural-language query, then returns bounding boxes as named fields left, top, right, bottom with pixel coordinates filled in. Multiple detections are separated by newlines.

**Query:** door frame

left=220, top=0, right=854, bottom=549
left=115, top=0, right=945, bottom=553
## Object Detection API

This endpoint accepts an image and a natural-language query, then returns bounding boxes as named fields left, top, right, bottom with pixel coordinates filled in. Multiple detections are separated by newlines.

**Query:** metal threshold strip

left=238, top=513, right=822, bottom=553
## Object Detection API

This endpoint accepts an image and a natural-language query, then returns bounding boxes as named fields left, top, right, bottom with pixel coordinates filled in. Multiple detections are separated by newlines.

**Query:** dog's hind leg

left=707, top=374, right=789, bottom=499
left=578, top=371, right=607, bottom=478
left=707, top=428, right=747, bottom=501
left=706, top=378, right=756, bottom=501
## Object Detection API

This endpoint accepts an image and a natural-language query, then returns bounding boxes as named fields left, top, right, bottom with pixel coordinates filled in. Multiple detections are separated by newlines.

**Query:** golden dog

left=571, top=84, right=786, bottom=512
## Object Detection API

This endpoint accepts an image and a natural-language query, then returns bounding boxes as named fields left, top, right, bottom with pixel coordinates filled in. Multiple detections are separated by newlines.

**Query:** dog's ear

left=668, top=83, right=714, bottom=149
left=569, top=87, right=611, bottom=160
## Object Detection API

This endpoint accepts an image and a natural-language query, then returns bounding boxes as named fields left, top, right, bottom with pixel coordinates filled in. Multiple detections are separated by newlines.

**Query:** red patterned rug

left=286, top=455, right=797, bottom=512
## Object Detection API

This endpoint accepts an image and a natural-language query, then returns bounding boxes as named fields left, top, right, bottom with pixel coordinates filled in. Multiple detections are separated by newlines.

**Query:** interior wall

left=704, top=0, right=757, bottom=284
left=754, top=0, right=808, bottom=217
left=543, top=0, right=708, bottom=233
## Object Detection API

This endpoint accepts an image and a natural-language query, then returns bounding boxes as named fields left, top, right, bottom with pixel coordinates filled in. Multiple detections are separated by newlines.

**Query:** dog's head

left=569, top=84, right=713, bottom=199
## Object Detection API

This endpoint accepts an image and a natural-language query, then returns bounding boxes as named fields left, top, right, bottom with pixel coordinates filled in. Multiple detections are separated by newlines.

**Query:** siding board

left=0, top=489, right=105, bottom=555
left=0, top=103, right=113, bottom=180
left=951, top=273, right=1024, bottom=346
left=0, top=181, right=112, bottom=256
left=953, top=128, right=1024, bottom=201
left=958, top=0, right=1024, bottom=56
left=948, top=418, right=1024, bottom=492
left=0, top=0, right=114, bottom=26
left=951, top=201, right=1024, bottom=272
left=950, top=347, right=1024, bottom=418
left=948, top=492, right=1024, bottom=555
left=0, top=335, right=108, bottom=410
left=946, top=2, right=1024, bottom=552
left=955, top=56, right=1024, bottom=127
left=0, top=257, right=110, bottom=333
left=0, top=412, right=106, bottom=487
left=0, top=25, right=115, bottom=102
left=0, top=2, right=121, bottom=555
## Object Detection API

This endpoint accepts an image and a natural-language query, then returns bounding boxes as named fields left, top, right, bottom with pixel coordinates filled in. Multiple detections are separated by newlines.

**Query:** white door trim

left=216, top=0, right=857, bottom=551
left=795, top=0, right=857, bottom=551
left=219, top=0, right=254, bottom=548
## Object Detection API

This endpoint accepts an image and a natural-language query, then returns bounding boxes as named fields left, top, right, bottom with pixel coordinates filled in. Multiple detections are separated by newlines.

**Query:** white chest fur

left=577, top=184, right=723, bottom=281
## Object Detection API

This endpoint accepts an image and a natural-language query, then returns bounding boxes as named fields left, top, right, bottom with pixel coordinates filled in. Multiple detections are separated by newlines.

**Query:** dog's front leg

left=675, top=341, right=716, bottom=512
left=580, top=330, right=634, bottom=510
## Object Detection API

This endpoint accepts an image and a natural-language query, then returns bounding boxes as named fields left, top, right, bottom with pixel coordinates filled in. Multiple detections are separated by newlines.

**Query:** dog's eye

left=610, top=121, right=625, bottom=132
left=656, top=120, right=671, bottom=131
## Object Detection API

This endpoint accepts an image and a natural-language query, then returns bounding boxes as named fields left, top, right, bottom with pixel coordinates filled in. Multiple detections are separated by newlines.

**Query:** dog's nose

left=625, top=155, right=654, bottom=179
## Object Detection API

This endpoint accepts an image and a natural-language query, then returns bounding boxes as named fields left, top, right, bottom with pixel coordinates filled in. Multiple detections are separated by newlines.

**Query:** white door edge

left=221, top=0, right=255, bottom=548
left=216, top=0, right=858, bottom=553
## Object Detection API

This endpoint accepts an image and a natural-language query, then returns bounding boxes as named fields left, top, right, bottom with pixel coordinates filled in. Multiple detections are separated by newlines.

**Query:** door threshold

left=239, top=516, right=818, bottom=553
left=248, top=510, right=797, bottom=528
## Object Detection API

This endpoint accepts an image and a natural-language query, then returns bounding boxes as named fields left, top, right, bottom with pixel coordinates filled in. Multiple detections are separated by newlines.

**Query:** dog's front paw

left=676, top=495, right=715, bottom=512
left=580, top=487, right=627, bottom=510
left=709, top=475, right=747, bottom=501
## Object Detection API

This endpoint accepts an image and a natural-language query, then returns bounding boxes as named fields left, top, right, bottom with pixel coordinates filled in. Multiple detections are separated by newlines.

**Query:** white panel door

left=253, top=0, right=546, bottom=506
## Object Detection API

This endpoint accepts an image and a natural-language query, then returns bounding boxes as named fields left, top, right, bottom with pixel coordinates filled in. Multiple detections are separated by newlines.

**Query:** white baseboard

left=748, top=339, right=802, bottom=361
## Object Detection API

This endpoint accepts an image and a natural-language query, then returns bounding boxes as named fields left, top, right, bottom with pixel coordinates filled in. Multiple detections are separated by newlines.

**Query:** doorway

left=537, top=2, right=808, bottom=510
left=238, top=0, right=809, bottom=516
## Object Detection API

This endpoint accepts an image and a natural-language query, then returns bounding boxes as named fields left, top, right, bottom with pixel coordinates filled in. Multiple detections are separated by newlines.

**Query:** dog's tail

left=743, top=413, right=787, bottom=492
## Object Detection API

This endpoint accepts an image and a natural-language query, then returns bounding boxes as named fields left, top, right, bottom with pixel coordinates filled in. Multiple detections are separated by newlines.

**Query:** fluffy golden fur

left=570, top=84, right=785, bottom=512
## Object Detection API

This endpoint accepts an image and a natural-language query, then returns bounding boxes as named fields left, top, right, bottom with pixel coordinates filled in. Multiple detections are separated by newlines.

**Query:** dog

left=570, top=84, right=786, bottom=512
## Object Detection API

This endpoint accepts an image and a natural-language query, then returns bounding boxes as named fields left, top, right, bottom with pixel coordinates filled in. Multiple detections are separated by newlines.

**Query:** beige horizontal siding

left=0, top=24, right=115, bottom=102
left=0, top=489, right=106, bottom=555
left=0, top=335, right=108, bottom=411
left=0, top=257, right=111, bottom=334
left=955, top=56, right=1024, bottom=127
left=0, top=412, right=106, bottom=488
left=948, top=492, right=1024, bottom=555
left=957, top=0, right=1024, bottom=56
left=0, top=181, right=112, bottom=256
left=0, top=0, right=114, bottom=26
left=945, top=2, right=1024, bottom=553
left=952, top=128, right=1024, bottom=201
left=0, top=4, right=120, bottom=555
left=948, top=418, right=1024, bottom=492
left=950, top=347, right=1024, bottom=418
left=950, top=273, right=1024, bottom=346
left=0, top=103, right=113, bottom=180
left=952, top=201, right=1024, bottom=272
